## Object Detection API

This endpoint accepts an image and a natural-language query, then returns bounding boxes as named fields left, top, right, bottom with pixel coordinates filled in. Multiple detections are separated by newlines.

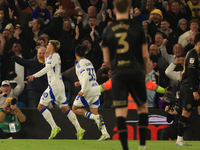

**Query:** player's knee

left=72, top=105, right=77, bottom=113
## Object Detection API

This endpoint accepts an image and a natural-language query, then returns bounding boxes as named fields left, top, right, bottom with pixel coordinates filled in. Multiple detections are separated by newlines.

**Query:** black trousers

left=0, top=126, right=27, bottom=139
left=160, top=125, right=193, bottom=140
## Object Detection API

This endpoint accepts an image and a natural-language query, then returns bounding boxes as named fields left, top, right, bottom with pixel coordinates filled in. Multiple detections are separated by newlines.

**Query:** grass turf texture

left=0, top=140, right=199, bottom=150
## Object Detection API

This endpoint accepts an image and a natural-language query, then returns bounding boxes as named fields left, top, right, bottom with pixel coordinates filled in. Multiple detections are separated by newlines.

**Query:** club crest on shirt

left=43, top=92, right=48, bottom=98
left=190, top=58, right=195, bottom=64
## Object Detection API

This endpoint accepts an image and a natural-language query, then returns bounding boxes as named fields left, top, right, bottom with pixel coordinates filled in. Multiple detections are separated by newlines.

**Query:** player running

left=27, top=40, right=85, bottom=140
left=72, top=44, right=110, bottom=141
left=176, top=33, right=200, bottom=146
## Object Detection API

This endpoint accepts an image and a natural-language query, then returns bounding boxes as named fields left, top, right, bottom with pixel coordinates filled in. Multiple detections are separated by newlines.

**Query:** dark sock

left=139, top=113, right=148, bottom=146
left=178, top=115, right=189, bottom=136
left=117, top=117, right=128, bottom=150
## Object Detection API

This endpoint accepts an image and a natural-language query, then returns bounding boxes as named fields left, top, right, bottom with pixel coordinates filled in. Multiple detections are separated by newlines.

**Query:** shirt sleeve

left=187, top=53, right=198, bottom=92
left=34, top=54, right=57, bottom=78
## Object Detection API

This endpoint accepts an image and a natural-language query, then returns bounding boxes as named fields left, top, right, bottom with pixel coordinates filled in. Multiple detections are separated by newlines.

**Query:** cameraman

left=160, top=92, right=193, bottom=140
left=0, top=97, right=27, bottom=139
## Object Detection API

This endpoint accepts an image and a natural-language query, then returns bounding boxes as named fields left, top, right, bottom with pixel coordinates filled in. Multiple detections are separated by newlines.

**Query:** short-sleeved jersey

left=102, top=19, right=147, bottom=74
left=75, top=58, right=100, bottom=97
left=34, top=53, right=63, bottom=86
left=181, top=49, right=200, bottom=92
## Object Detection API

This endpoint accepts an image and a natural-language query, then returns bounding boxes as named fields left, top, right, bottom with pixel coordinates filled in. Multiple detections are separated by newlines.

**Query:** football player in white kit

left=72, top=45, right=110, bottom=140
left=27, top=40, right=85, bottom=140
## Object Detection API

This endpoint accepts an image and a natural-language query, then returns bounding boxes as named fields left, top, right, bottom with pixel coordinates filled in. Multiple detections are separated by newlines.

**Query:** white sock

left=177, top=136, right=183, bottom=142
left=84, top=111, right=96, bottom=120
left=41, top=108, right=57, bottom=129
left=100, top=119, right=108, bottom=135
left=66, top=109, right=81, bottom=132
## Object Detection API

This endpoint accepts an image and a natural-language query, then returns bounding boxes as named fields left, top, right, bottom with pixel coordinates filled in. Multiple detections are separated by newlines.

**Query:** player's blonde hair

left=49, top=40, right=60, bottom=51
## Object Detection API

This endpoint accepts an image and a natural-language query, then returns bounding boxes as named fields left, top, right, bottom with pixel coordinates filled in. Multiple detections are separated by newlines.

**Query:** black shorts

left=111, top=72, right=147, bottom=108
left=181, top=89, right=200, bottom=112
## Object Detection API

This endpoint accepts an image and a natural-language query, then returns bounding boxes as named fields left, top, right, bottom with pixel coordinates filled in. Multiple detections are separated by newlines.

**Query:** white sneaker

left=176, top=140, right=191, bottom=146
left=97, top=134, right=110, bottom=141
left=95, top=114, right=103, bottom=130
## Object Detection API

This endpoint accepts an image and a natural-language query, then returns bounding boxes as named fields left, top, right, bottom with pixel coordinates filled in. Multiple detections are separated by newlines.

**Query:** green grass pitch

left=0, top=140, right=199, bottom=150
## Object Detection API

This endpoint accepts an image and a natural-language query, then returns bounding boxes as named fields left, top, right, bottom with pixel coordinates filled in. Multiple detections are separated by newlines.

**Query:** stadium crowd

left=0, top=0, right=198, bottom=110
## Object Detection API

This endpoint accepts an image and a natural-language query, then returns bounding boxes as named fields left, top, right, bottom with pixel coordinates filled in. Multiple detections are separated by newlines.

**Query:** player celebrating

left=72, top=44, right=110, bottom=141
left=176, top=33, right=200, bottom=146
left=27, top=40, right=85, bottom=140
left=102, top=0, right=149, bottom=150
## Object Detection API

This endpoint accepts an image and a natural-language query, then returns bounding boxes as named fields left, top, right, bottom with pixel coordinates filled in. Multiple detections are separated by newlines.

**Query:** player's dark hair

left=75, top=44, right=87, bottom=57
left=113, top=0, right=129, bottom=13
left=194, top=33, right=200, bottom=45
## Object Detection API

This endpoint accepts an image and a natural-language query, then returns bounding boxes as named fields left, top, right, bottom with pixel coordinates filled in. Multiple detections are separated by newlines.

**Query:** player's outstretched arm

left=102, top=46, right=111, bottom=69
left=142, top=43, right=149, bottom=76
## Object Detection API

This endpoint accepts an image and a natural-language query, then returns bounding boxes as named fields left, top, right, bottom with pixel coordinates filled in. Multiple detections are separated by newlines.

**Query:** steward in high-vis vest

left=100, top=78, right=167, bottom=109
left=0, top=97, right=27, bottom=139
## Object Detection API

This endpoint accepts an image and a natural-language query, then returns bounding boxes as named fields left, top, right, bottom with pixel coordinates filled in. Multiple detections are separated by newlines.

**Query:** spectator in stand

left=142, top=20, right=152, bottom=45
left=5, top=23, right=14, bottom=36
left=166, top=0, right=191, bottom=31
left=14, top=0, right=34, bottom=29
left=39, top=33, right=50, bottom=46
left=12, top=47, right=48, bottom=108
left=160, top=43, right=184, bottom=91
left=0, top=75, right=24, bottom=108
left=187, top=0, right=200, bottom=18
left=29, top=36, right=46, bottom=58
left=167, top=18, right=188, bottom=52
left=18, top=0, right=36, bottom=14
left=158, top=19, right=173, bottom=39
left=31, top=0, right=51, bottom=25
left=46, top=5, right=53, bottom=18
left=178, top=19, right=199, bottom=49
left=3, top=26, right=30, bottom=59
left=165, top=53, right=186, bottom=85
left=80, top=16, right=100, bottom=39
left=75, top=25, right=102, bottom=72
left=0, top=7, right=10, bottom=33
left=73, top=0, right=108, bottom=27
left=24, top=18, right=43, bottom=50
left=160, top=42, right=184, bottom=64
left=149, top=43, right=169, bottom=71
left=6, top=42, right=25, bottom=81
left=141, top=0, right=156, bottom=19
left=154, top=32, right=164, bottom=48
left=148, top=9, right=163, bottom=41
left=2, top=29, right=11, bottom=42
left=58, top=20, right=76, bottom=72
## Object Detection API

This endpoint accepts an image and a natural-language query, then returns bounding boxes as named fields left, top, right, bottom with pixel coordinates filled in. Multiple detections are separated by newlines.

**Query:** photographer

left=160, top=92, right=193, bottom=140
left=0, top=97, right=27, bottom=139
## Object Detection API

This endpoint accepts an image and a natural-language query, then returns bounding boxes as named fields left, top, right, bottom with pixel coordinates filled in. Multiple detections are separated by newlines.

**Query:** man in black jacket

left=13, top=47, right=48, bottom=108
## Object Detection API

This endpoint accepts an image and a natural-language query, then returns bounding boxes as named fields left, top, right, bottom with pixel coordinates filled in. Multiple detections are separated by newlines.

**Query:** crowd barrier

left=20, top=109, right=200, bottom=140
